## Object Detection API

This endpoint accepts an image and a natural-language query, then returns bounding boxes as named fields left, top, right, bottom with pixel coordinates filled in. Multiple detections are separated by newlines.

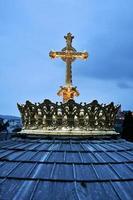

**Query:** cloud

left=117, top=82, right=133, bottom=89
left=74, top=34, right=133, bottom=81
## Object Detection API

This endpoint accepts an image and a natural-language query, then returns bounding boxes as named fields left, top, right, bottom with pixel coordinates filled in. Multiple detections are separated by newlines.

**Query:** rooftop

left=0, top=136, right=133, bottom=199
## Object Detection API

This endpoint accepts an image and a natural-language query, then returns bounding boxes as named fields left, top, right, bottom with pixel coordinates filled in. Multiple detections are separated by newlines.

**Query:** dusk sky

left=0, top=0, right=133, bottom=116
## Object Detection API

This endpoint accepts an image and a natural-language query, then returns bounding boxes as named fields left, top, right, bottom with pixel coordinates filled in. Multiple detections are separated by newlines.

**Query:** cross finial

left=49, top=33, right=89, bottom=102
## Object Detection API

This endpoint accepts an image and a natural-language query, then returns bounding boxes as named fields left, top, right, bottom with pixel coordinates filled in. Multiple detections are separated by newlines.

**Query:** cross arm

left=49, top=51, right=88, bottom=60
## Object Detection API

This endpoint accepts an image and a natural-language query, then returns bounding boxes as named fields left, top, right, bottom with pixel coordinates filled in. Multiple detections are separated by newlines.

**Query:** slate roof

left=0, top=136, right=133, bottom=200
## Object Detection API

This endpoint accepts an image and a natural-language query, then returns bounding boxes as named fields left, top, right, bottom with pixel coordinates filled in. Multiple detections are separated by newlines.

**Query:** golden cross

left=49, top=33, right=88, bottom=102
left=49, top=33, right=88, bottom=87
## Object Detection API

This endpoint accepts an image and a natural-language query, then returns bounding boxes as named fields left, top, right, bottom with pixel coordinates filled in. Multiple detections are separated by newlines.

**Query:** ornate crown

left=17, top=99, right=120, bottom=132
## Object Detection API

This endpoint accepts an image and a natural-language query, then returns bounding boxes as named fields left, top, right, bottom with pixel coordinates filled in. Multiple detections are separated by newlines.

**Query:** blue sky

left=0, top=0, right=133, bottom=116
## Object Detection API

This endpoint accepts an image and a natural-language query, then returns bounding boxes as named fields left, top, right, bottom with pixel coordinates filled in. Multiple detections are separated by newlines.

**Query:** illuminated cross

left=49, top=33, right=88, bottom=102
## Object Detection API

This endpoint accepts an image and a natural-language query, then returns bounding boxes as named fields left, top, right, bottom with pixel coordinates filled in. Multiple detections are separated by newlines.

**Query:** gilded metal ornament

left=49, top=33, right=88, bottom=102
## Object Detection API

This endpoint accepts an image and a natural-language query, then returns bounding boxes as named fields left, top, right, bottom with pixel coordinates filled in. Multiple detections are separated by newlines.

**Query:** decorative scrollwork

left=17, top=99, right=120, bottom=131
